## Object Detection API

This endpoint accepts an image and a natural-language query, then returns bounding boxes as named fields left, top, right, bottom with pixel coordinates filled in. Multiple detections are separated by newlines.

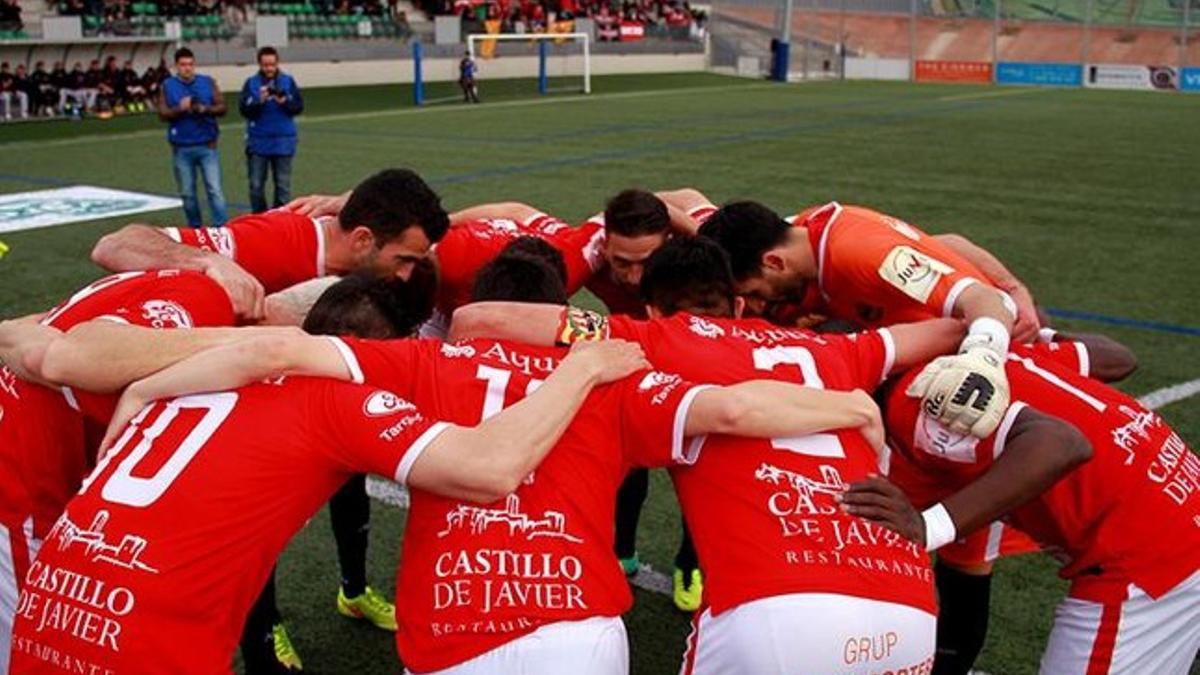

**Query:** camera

left=266, top=83, right=285, bottom=98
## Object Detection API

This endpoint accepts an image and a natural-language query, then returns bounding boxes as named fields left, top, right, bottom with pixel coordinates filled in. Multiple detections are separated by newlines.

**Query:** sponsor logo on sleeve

left=878, top=246, right=954, bottom=303
left=140, top=300, right=194, bottom=329
left=638, top=371, right=684, bottom=405
left=363, top=390, right=417, bottom=417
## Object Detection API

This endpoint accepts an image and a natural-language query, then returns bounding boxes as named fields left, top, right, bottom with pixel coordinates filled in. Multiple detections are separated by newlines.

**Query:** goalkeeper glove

left=907, top=318, right=1011, bottom=438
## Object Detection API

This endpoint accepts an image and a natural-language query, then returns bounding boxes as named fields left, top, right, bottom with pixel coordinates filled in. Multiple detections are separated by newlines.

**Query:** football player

left=847, top=344, right=1200, bottom=675
left=90, top=168, right=449, bottom=322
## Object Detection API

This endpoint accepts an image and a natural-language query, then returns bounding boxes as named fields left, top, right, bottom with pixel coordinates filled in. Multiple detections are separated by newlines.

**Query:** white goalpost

left=466, top=32, right=592, bottom=95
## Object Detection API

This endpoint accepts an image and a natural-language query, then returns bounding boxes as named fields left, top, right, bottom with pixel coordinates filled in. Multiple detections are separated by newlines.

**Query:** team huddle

left=0, top=168, right=1196, bottom=675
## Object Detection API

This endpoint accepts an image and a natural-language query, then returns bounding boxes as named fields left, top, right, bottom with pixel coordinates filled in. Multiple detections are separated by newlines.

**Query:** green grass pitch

left=1, top=72, right=1197, bottom=674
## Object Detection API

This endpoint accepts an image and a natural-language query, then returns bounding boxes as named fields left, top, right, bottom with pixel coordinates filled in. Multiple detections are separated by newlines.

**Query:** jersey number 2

left=752, top=346, right=845, bottom=458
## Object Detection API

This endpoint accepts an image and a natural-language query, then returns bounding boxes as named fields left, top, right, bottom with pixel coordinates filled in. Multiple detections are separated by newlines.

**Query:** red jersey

left=41, top=270, right=236, bottom=426
left=434, top=214, right=604, bottom=314
left=0, top=369, right=84, bottom=540
left=607, top=313, right=936, bottom=616
left=885, top=344, right=1200, bottom=602
left=0, top=271, right=234, bottom=543
left=9, top=377, right=445, bottom=674
left=792, top=202, right=1006, bottom=328
left=162, top=209, right=327, bottom=293
left=331, top=337, right=707, bottom=672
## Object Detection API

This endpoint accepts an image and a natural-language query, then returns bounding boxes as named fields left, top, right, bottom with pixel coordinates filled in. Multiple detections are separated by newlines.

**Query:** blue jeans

left=246, top=153, right=294, bottom=214
left=172, top=144, right=228, bottom=227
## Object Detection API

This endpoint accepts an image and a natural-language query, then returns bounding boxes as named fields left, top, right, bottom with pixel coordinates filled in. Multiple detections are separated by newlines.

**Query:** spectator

left=459, top=50, right=480, bottom=103
left=142, top=61, right=166, bottom=103
left=95, top=56, right=119, bottom=111
left=0, top=0, right=21, bottom=31
left=238, top=46, right=303, bottom=214
left=120, top=60, right=146, bottom=111
left=49, top=61, right=68, bottom=110
left=12, top=63, right=31, bottom=118
left=58, top=61, right=90, bottom=113
left=0, top=62, right=27, bottom=120
left=30, top=61, right=55, bottom=116
left=159, top=46, right=228, bottom=227
left=83, top=59, right=101, bottom=105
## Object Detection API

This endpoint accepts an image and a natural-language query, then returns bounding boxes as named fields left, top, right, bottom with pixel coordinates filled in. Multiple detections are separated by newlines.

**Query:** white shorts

left=1040, top=569, right=1200, bottom=675
left=412, top=616, right=629, bottom=675
left=1, top=518, right=40, bottom=675
left=681, top=593, right=936, bottom=675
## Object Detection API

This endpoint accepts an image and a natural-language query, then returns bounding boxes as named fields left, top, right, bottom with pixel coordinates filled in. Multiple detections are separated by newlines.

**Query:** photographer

left=239, top=46, right=303, bottom=213
left=158, top=47, right=228, bottom=227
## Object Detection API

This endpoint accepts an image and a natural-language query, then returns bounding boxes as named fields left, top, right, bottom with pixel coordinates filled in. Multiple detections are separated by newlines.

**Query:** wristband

left=960, top=317, right=1010, bottom=357
left=921, top=503, right=957, bottom=552
left=1037, top=327, right=1058, bottom=344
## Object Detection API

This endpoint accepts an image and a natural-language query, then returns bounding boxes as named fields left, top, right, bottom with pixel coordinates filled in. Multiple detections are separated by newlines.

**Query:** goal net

left=466, top=32, right=592, bottom=96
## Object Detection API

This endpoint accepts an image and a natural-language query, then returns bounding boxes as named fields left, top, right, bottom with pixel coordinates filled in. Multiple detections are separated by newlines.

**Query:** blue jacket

left=239, top=70, right=303, bottom=157
left=163, top=74, right=220, bottom=146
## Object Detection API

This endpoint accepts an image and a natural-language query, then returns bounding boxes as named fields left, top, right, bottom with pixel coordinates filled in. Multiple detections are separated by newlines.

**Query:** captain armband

left=555, top=306, right=609, bottom=346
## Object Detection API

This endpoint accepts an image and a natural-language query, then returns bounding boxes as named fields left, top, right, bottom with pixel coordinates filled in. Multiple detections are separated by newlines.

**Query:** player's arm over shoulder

left=930, top=406, right=1092, bottom=546
left=91, top=222, right=212, bottom=272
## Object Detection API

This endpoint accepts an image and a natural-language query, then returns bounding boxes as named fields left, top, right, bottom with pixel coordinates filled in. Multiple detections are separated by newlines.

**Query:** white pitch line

left=1139, top=378, right=1200, bottom=411
left=364, top=376, right=1200, bottom=602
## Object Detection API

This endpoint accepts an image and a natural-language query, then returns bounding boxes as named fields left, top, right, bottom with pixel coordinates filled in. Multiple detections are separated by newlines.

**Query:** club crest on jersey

left=196, top=227, right=235, bottom=258
left=140, top=300, right=194, bottom=329
left=878, top=246, right=953, bottom=304
left=440, top=343, right=477, bottom=359
left=482, top=219, right=519, bottom=236
left=363, top=390, right=416, bottom=417
left=915, top=410, right=979, bottom=463
left=688, top=315, right=725, bottom=339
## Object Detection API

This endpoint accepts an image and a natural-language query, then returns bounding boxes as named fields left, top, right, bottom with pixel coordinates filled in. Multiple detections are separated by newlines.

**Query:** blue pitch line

left=1045, top=308, right=1200, bottom=338
left=428, top=96, right=1006, bottom=186
left=305, top=88, right=940, bottom=148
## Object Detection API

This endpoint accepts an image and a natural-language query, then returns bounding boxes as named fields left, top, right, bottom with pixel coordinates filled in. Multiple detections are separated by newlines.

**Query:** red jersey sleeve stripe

left=394, top=421, right=452, bottom=485
left=673, top=385, right=717, bottom=465
left=941, top=277, right=980, bottom=318
left=325, top=336, right=365, bottom=384
left=991, top=401, right=1029, bottom=459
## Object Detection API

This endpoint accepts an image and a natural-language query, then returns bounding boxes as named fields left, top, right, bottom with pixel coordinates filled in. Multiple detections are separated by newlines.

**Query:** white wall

left=205, top=52, right=706, bottom=88
left=844, top=56, right=909, bottom=81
